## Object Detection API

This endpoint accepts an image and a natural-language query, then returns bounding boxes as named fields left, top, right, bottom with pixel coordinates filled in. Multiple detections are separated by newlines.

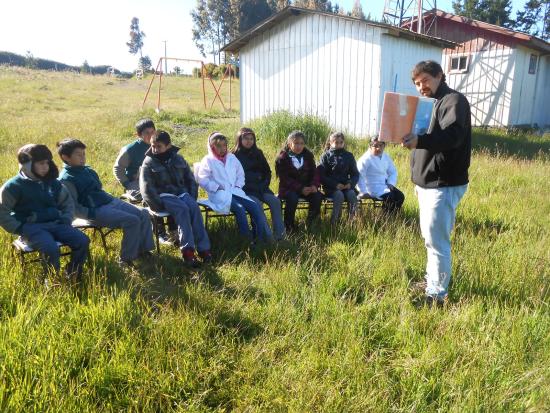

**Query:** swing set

left=142, top=57, right=235, bottom=112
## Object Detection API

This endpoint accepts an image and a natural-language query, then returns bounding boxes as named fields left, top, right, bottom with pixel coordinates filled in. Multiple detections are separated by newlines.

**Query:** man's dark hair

left=152, top=130, right=171, bottom=145
left=411, top=60, right=446, bottom=83
left=135, top=118, right=155, bottom=136
left=56, top=138, right=86, bottom=158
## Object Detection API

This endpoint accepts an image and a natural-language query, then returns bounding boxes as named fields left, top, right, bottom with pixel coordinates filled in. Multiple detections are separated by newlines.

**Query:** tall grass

left=0, top=67, right=549, bottom=411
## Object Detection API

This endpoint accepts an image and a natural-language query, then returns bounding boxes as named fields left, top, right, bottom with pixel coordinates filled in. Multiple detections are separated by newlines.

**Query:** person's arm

left=348, top=153, right=360, bottom=189
left=57, top=185, right=75, bottom=224
left=139, top=162, right=164, bottom=211
left=385, top=154, right=398, bottom=187
left=356, top=156, right=368, bottom=195
left=0, top=184, right=24, bottom=234
left=258, top=150, right=272, bottom=190
left=181, top=157, right=198, bottom=199
left=416, top=94, right=469, bottom=152
left=197, top=159, right=221, bottom=193
left=113, top=147, right=131, bottom=189
left=61, top=180, right=93, bottom=219
left=234, top=157, right=245, bottom=189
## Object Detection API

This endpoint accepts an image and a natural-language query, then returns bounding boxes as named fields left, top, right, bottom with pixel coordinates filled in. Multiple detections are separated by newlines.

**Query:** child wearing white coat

left=197, top=132, right=273, bottom=242
left=356, top=136, right=405, bottom=213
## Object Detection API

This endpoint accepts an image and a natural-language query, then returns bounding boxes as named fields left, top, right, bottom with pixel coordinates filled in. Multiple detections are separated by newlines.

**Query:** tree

left=351, top=0, right=366, bottom=19
left=25, top=51, right=37, bottom=69
left=126, top=17, right=145, bottom=58
left=81, top=60, right=91, bottom=74
left=515, top=0, right=550, bottom=40
left=139, top=56, right=152, bottom=72
left=453, top=0, right=514, bottom=27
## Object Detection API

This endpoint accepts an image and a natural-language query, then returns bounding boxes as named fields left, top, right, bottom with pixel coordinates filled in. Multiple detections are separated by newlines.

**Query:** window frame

left=528, top=54, right=538, bottom=75
left=449, top=55, right=470, bottom=74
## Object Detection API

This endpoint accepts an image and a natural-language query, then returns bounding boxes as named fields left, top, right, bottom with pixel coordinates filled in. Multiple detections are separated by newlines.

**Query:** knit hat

left=17, top=144, right=53, bottom=165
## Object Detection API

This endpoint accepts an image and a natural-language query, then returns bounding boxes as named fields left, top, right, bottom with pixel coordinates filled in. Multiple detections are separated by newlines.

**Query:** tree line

left=190, top=0, right=548, bottom=65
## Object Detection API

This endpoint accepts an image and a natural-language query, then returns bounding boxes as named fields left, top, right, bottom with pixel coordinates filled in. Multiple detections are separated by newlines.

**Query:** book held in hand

left=379, top=92, right=436, bottom=143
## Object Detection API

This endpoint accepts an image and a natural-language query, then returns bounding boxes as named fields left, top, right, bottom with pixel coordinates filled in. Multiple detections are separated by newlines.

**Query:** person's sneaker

left=198, top=250, right=213, bottom=264
left=425, top=295, right=446, bottom=308
left=181, top=248, right=201, bottom=268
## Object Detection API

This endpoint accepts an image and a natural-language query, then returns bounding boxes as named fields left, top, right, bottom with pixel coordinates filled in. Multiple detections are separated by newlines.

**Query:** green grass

left=0, top=66, right=549, bottom=412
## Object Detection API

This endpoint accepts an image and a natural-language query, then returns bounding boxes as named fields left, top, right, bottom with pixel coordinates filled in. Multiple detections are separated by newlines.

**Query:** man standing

left=402, top=60, right=471, bottom=305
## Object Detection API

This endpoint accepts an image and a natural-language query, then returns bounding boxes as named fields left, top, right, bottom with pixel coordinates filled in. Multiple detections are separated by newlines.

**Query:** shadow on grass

left=472, top=129, right=550, bottom=160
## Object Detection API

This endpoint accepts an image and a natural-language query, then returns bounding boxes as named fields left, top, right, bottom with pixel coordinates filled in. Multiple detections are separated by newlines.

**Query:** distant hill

left=0, top=51, right=132, bottom=77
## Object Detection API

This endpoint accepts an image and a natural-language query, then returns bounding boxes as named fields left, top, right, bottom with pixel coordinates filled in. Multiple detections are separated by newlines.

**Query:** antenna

left=382, top=0, right=437, bottom=36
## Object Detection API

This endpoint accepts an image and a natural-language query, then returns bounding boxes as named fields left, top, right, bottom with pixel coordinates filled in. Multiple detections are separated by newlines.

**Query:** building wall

left=532, top=55, right=550, bottom=127
left=239, top=13, right=443, bottom=137
left=509, top=47, right=548, bottom=126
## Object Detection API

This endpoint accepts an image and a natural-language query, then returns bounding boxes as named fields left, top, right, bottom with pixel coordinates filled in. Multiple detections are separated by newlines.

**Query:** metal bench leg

left=95, top=228, right=108, bottom=250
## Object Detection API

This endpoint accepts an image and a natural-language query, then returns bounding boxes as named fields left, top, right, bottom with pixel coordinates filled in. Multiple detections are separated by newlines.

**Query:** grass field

left=0, top=66, right=549, bottom=412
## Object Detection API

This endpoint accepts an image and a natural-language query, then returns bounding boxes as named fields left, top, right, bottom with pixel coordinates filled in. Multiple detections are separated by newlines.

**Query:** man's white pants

left=416, top=184, right=468, bottom=299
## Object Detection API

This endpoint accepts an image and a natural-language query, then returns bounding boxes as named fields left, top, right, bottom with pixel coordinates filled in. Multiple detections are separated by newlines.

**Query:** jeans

left=162, top=194, right=211, bottom=252
left=329, top=189, right=358, bottom=224
left=21, top=221, right=90, bottom=277
left=92, top=198, right=154, bottom=261
left=416, top=184, right=468, bottom=299
left=230, top=195, right=272, bottom=241
left=249, top=193, right=285, bottom=240
left=281, top=191, right=322, bottom=229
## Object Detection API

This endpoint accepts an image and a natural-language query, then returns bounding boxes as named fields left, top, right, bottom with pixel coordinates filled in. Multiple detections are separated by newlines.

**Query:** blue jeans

left=416, top=184, right=468, bottom=299
left=91, top=198, right=154, bottom=261
left=249, top=193, right=285, bottom=240
left=21, top=222, right=90, bottom=277
left=328, top=189, right=358, bottom=224
left=162, top=194, right=211, bottom=252
left=230, top=195, right=272, bottom=241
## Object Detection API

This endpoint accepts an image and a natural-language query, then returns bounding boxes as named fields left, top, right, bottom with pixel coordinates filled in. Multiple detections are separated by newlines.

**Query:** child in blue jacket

left=0, top=144, right=89, bottom=280
left=58, top=138, right=154, bottom=268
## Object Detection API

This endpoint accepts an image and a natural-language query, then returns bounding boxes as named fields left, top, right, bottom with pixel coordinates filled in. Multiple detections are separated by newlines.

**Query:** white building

left=222, top=7, right=455, bottom=137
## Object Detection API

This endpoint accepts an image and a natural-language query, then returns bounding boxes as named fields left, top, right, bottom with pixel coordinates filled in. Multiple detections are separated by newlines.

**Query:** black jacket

left=411, top=82, right=471, bottom=188
left=234, top=148, right=274, bottom=199
left=139, top=146, right=198, bottom=211
left=318, top=148, right=359, bottom=194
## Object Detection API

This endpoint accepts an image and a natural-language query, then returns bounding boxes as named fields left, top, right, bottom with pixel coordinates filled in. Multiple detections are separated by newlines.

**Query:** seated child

left=356, top=136, right=405, bottom=213
left=0, top=144, right=89, bottom=280
left=140, top=131, right=212, bottom=266
left=232, top=127, right=285, bottom=241
left=275, top=130, right=322, bottom=231
left=318, top=132, right=359, bottom=225
left=57, top=138, right=154, bottom=268
left=197, top=132, right=272, bottom=243
left=113, top=118, right=155, bottom=202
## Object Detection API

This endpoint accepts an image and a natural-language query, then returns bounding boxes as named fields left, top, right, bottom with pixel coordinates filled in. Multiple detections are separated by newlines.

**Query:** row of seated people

left=0, top=119, right=404, bottom=280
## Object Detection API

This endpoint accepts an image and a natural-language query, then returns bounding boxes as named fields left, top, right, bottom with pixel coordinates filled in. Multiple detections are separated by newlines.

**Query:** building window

left=529, top=54, right=538, bottom=74
left=449, top=55, right=469, bottom=73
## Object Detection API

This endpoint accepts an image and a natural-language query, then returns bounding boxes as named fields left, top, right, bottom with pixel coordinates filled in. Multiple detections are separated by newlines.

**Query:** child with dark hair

left=318, top=132, right=359, bottom=225
left=58, top=138, right=154, bottom=268
left=275, top=130, right=322, bottom=232
left=0, top=144, right=89, bottom=280
left=140, top=131, right=212, bottom=267
left=113, top=118, right=156, bottom=201
left=356, top=136, right=404, bottom=213
left=232, top=127, right=285, bottom=240
left=197, top=132, right=272, bottom=243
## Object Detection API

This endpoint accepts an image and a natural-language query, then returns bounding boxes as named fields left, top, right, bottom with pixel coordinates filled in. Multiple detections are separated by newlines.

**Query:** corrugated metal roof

left=221, top=6, right=457, bottom=53
left=427, top=10, right=550, bottom=54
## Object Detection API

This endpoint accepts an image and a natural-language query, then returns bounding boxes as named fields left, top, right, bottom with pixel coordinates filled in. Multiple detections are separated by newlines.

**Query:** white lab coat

left=356, top=151, right=398, bottom=198
left=197, top=148, right=252, bottom=214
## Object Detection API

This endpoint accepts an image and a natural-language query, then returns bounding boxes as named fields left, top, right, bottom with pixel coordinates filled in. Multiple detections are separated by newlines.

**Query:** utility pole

left=162, top=40, right=167, bottom=74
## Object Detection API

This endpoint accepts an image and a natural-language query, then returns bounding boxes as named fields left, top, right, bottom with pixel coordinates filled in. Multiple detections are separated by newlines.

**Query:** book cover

left=379, top=92, right=436, bottom=143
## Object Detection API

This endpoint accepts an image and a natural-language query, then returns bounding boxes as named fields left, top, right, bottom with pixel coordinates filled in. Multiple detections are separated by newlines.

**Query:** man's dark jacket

left=412, top=82, right=471, bottom=188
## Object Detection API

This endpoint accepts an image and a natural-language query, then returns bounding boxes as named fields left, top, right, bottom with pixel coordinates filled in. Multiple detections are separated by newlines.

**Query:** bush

left=248, top=111, right=333, bottom=151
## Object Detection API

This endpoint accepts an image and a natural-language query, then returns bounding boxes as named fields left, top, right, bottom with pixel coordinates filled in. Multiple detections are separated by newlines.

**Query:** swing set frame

left=142, top=57, right=235, bottom=112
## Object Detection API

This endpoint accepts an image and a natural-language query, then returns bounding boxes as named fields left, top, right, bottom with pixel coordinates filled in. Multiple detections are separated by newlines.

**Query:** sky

left=1, top=0, right=526, bottom=73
